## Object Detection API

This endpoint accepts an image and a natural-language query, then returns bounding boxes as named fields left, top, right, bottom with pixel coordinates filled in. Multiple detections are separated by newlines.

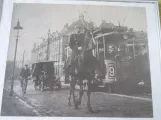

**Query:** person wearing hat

left=19, top=64, right=31, bottom=94
left=68, top=25, right=85, bottom=75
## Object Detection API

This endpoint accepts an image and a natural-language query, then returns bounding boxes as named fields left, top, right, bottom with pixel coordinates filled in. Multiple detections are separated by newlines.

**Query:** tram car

left=93, top=31, right=150, bottom=93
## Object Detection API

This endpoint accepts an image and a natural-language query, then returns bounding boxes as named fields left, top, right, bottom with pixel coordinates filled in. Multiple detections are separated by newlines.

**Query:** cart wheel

left=39, top=83, right=41, bottom=90
left=104, top=84, right=110, bottom=93
left=40, top=81, right=44, bottom=92
left=34, top=83, right=37, bottom=90
left=50, top=85, right=54, bottom=91
left=34, top=81, right=37, bottom=90
left=58, top=84, right=61, bottom=90
left=109, top=84, right=112, bottom=93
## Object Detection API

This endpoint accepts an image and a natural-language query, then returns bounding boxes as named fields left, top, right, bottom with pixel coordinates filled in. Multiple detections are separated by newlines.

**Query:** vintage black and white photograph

left=0, top=2, right=153, bottom=117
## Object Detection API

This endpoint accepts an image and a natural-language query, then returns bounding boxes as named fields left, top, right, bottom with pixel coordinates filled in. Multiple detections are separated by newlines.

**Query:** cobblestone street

left=1, top=80, right=153, bottom=117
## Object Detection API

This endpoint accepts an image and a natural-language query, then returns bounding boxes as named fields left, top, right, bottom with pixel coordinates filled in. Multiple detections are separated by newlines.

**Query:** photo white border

left=0, top=0, right=161, bottom=120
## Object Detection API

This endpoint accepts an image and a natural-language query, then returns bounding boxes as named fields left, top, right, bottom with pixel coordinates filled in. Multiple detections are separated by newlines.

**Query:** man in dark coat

left=68, top=25, right=85, bottom=76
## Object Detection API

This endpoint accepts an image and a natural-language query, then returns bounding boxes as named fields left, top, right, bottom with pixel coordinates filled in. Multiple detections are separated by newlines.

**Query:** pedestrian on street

left=19, top=64, right=31, bottom=94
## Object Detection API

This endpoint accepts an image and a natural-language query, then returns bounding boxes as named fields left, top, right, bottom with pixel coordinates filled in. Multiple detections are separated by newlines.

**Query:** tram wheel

left=58, top=83, right=61, bottom=90
left=104, top=83, right=112, bottom=93
left=50, top=85, right=54, bottom=91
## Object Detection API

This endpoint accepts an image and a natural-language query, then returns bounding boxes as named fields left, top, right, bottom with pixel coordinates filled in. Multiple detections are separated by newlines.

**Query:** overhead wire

left=84, top=8, right=98, bottom=28
left=81, top=4, right=87, bottom=29
left=123, top=7, right=130, bottom=26
left=83, top=4, right=90, bottom=29
left=100, top=5, right=103, bottom=28
left=115, top=7, right=121, bottom=26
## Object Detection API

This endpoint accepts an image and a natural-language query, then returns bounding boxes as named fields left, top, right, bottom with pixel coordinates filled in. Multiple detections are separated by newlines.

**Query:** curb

left=108, top=93, right=152, bottom=102
left=74, top=86, right=152, bottom=102
left=4, top=88, right=47, bottom=116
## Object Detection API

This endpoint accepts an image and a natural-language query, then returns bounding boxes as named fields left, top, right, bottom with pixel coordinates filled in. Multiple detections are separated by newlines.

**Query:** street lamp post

left=46, top=29, right=50, bottom=61
left=22, top=50, right=25, bottom=68
left=58, top=34, right=61, bottom=77
left=9, top=19, right=23, bottom=96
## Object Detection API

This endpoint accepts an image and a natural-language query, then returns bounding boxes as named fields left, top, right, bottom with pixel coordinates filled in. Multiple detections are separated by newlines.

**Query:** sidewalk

left=1, top=89, right=38, bottom=116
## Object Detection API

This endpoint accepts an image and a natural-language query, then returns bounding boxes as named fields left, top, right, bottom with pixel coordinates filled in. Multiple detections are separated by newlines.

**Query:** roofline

left=94, top=32, right=117, bottom=39
left=31, top=61, right=58, bottom=64
left=94, top=31, right=135, bottom=39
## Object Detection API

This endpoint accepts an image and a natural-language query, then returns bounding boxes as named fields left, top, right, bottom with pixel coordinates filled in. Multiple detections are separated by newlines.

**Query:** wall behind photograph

left=159, top=0, right=161, bottom=22
left=0, top=0, right=3, bottom=23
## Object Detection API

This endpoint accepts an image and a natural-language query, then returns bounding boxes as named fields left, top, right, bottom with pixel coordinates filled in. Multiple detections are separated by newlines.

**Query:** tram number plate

left=108, top=63, right=115, bottom=79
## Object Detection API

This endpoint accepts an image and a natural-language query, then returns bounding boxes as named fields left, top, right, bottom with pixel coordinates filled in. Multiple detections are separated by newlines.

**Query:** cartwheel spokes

left=68, top=100, right=72, bottom=106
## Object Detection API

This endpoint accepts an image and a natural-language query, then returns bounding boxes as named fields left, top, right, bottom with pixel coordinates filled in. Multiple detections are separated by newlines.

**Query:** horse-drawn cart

left=31, top=61, right=61, bottom=91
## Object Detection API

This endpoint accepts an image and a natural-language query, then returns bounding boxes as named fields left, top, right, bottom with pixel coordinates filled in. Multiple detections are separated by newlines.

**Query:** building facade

left=31, top=30, right=65, bottom=77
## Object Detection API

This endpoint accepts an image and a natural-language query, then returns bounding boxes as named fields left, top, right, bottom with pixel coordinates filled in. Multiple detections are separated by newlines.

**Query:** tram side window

left=105, top=44, right=116, bottom=60
left=97, top=39, right=104, bottom=58
left=129, top=46, right=134, bottom=53
left=118, top=45, right=126, bottom=56
left=135, top=45, right=140, bottom=56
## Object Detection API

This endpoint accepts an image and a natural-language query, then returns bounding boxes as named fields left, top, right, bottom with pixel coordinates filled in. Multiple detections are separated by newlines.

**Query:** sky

left=6, top=3, right=147, bottom=62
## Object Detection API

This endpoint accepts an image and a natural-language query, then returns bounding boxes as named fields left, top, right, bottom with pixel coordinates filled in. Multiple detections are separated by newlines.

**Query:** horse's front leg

left=73, top=88, right=79, bottom=109
left=86, top=81, right=93, bottom=113
left=68, top=75, right=75, bottom=106
left=71, top=76, right=78, bottom=109
left=78, top=82, right=84, bottom=105
left=68, top=82, right=73, bottom=106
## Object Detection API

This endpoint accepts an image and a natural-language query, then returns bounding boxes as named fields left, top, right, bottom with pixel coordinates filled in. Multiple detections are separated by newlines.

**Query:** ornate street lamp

left=46, top=29, right=51, bottom=61
left=9, top=19, right=23, bottom=96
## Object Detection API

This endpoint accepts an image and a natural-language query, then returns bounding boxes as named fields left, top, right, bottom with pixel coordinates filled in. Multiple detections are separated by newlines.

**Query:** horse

left=66, top=31, right=98, bottom=113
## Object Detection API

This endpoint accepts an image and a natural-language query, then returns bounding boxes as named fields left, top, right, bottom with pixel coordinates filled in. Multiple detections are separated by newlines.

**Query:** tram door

left=104, top=44, right=117, bottom=83
left=96, top=38, right=117, bottom=83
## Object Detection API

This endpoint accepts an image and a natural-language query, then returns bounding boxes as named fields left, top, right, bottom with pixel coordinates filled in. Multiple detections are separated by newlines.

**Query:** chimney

left=79, top=13, right=84, bottom=20
left=55, top=30, right=59, bottom=37
left=65, top=23, right=68, bottom=28
left=34, top=43, right=36, bottom=49
left=129, top=28, right=133, bottom=32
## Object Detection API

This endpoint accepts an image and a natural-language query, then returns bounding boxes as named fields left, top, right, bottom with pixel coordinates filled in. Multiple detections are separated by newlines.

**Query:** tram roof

left=94, top=31, right=135, bottom=40
left=32, top=60, right=58, bottom=65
